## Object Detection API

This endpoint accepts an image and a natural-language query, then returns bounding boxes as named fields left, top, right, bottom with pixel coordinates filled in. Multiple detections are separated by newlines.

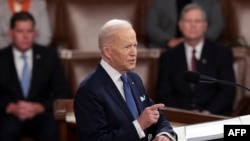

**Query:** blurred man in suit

left=0, top=0, right=51, bottom=49
left=146, top=0, right=223, bottom=49
left=74, top=19, right=177, bottom=141
left=156, top=3, right=236, bottom=116
left=0, top=12, right=69, bottom=141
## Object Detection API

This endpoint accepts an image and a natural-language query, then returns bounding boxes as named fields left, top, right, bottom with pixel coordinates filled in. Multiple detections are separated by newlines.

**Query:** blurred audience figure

left=156, top=3, right=236, bottom=116
left=0, top=0, right=52, bottom=49
left=0, top=12, right=69, bottom=141
left=146, top=0, right=224, bottom=49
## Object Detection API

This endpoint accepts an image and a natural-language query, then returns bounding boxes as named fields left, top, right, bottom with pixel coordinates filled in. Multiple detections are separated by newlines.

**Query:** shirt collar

left=184, top=40, right=204, bottom=60
left=100, top=59, right=123, bottom=82
left=12, top=47, right=32, bottom=59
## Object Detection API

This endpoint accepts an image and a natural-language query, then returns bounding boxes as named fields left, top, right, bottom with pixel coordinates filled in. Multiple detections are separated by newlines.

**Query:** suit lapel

left=7, top=47, right=24, bottom=98
left=28, top=45, right=43, bottom=99
left=197, top=40, right=210, bottom=72
left=179, top=45, right=188, bottom=71
left=179, top=45, right=193, bottom=93
left=105, top=84, right=135, bottom=120
left=127, top=76, right=144, bottom=115
left=97, top=65, right=135, bottom=120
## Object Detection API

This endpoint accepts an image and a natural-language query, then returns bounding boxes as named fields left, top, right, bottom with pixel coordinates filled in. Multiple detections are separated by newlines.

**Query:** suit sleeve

left=41, top=48, right=69, bottom=110
left=206, top=47, right=236, bottom=115
left=147, top=99, right=177, bottom=140
left=74, top=86, right=141, bottom=141
left=133, top=73, right=177, bottom=140
left=155, top=52, right=174, bottom=105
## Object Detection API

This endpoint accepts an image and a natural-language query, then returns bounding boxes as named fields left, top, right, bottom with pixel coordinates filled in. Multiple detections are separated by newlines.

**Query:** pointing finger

left=150, top=103, right=165, bottom=110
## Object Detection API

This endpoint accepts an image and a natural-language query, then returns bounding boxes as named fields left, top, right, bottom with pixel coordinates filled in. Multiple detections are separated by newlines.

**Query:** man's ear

left=33, top=29, right=38, bottom=37
left=103, top=44, right=112, bottom=59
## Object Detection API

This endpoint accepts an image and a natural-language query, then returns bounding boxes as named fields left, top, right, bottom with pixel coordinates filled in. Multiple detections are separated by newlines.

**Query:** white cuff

left=133, top=120, right=146, bottom=139
left=156, top=132, right=176, bottom=141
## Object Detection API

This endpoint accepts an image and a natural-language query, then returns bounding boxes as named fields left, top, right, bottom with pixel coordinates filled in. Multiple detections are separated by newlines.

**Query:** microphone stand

left=200, top=77, right=250, bottom=92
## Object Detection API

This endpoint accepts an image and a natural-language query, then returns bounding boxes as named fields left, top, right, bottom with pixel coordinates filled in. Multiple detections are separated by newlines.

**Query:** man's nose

left=130, top=46, right=137, bottom=55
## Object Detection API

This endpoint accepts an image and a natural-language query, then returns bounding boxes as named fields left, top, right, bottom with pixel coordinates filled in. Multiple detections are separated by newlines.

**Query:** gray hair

left=180, top=3, right=207, bottom=21
left=98, top=19, right=132, bottom=49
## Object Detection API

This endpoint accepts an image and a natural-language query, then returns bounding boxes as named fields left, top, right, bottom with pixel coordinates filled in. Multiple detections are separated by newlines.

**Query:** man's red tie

left=191, top=49, right=196, bottom=71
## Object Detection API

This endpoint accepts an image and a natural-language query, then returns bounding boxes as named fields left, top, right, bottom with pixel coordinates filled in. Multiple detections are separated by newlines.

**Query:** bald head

left=98, top=19, right=133, bottom=49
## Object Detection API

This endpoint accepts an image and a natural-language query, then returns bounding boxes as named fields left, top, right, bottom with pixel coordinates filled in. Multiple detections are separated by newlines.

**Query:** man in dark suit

left=0, top=12, right=69, bottom=141
left=156, top=3, right=236, bottom=116
left=146, top=0, right=223, bottom=49
left=74, top=19, right=177, bottom=141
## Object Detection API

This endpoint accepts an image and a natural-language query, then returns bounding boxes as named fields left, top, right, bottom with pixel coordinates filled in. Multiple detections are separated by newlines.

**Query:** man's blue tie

left=121, top=74, right=138, bottom=119
left=21, top=54, right=30, bottom=98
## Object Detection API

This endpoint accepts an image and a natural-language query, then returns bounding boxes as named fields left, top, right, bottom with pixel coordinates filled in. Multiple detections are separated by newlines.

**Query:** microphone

left=184, top=71, right=250, bottom=91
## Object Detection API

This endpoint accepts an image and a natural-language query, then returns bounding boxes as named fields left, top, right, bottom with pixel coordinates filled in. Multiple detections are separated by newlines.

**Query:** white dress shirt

left=13, top=47, right=33, bottom=81
left=185, top=40, right=204, bottom=71
left=100, top=59, right=146, bottom=139
left=100, top=59, right=176, bottom=141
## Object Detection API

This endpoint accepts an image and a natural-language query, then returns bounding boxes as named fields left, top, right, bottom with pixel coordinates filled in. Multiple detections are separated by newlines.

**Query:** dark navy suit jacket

left=156, top=39, right=236, bottom=116
left=74, top=64, right=176, bottom=141
left=0, top=44, right=69, bottom=116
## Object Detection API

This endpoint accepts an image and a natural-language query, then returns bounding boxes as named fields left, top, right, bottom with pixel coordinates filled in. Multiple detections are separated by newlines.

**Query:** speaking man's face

left=107, top=28, right=138, bottom=74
